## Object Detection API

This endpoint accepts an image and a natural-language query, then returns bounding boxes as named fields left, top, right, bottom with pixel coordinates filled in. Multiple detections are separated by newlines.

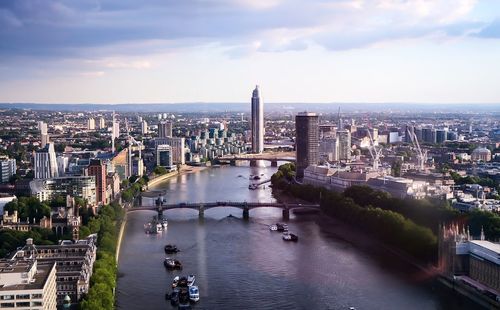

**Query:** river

left=116, top=164, right=476, bottom=310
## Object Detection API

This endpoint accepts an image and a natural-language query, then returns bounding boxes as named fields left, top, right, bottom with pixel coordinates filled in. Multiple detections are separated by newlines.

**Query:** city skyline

left=1, top=0, right=500, bottom=104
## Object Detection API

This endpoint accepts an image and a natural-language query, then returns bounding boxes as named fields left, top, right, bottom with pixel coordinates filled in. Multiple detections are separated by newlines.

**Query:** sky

left=1, top=0, right=500, bottom=104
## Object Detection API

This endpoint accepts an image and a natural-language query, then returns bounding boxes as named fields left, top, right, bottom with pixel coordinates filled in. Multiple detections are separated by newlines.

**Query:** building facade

left=29, top=176, right=97, bottom=206
left=34, top=143, right=58, bottom=179
left=0, top=157, right=16, bottom=183
left=158, top=121, right=172, bottom=138
left=156, top=144, right=174, bottom=169
left=0, top=258, right=57, bottom=310
left=86, top=159, right=107, bottom=205
left=251, top=86, right=264, bottom=153
left=295, top=112, right=319, bottom=179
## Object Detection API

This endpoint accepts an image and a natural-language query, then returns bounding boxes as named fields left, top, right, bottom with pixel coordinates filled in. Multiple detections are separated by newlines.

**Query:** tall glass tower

left=251, top=85, right=264, bottom=153
left=295, top=112, right=319, bottom=179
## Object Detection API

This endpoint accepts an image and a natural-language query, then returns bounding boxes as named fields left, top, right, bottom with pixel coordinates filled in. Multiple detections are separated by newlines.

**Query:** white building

left=87, top=118, right=95, bottom=130
left=0, top=157, right=16, bottom=183
left=141, top=120, right=148, bottom=135
left=155, top=137, right=185, bottom=165
left=0, top=258, right=57, bottom=310
left=251, top=85, right=264, bottom=153
left=336, top=130, right=351, bottom=161
left=34, top=143, right=58, bottom=179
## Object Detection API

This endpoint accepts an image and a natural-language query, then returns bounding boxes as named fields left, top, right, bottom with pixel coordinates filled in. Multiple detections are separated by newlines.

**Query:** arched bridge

left=127, top=201, right=320, bottom=220
left=218, top=155, right=295, bottom=167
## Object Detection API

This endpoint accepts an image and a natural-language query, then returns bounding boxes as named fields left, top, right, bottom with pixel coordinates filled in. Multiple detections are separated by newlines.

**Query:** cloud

left=0, top=0, right=490, bottom=63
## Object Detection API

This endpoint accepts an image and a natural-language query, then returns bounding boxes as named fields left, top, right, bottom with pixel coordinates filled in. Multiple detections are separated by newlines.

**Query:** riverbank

left=147, top=165, right=208, bottom=188
left=115, top=212, right=127, bottom=263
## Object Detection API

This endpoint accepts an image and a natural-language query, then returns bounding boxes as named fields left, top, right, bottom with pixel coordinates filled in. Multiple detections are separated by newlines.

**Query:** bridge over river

left=127, top=201, right=320, bottom=220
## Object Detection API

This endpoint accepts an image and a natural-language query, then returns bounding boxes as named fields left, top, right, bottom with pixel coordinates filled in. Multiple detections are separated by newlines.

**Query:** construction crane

left=406, top=126, right=427, bottom=171
left=366, top=129, right=383, bottom=170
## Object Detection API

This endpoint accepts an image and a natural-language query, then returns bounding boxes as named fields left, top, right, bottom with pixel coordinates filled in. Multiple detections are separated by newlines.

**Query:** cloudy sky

left=1, top=0, right=500, bottom=104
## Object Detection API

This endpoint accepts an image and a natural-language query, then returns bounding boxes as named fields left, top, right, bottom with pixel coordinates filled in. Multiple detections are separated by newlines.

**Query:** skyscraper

left=158, top=121, right=173, bottom=138
left=336, top=130, right=352, bottom=161
left=141, top=120, right=148, bottom=135
left=34, top=143, right=58, bottom=179
left=295, top=112, right=319, bottom=179
left=87, top=117, right=95, bottom=130
left=87, top=159, right=107, bottom=205
left=251, top=85, right=264, bottom=153
left=39, top=121, right=49, bottom=148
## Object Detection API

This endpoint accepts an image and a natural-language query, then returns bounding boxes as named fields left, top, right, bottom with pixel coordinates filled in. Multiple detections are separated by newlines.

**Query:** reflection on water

left=116, top=164, right=474, bottom=310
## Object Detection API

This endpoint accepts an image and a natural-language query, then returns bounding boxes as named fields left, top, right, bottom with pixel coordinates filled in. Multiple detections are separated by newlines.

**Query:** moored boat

left=164, top=244, right=179, bottom=254
left=189, top=286, right=200, bottom=302
left=187, top=274, right=196, bottom=287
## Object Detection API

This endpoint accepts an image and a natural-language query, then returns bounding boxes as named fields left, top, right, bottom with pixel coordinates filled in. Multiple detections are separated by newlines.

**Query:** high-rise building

left=56, top=155, right=68, bottom=176
left=295, top=112, right=319, bottom=179
left=38, top=121, right=49, bottom=148
left=34, top=143, right=58, bottom=179
left=156, top=145, right=173, bottom=169
left=158, top=121, right=172, bottom=138
left=165, top=137, right=185, bottom=165
left=141, top=120, right=148, bottom=135
left=251, top=85, right=264, bottom=153
left=436, top=129, right=448, bottom=144
left=98, top=117, right=105, bottom=130
left=86, top=159, right=107, bottom=205
left=87, top=117, right=95, bottom=130
left=336, top=130, right=351, bottom=161
left=0, top=157, right=16, bottom=183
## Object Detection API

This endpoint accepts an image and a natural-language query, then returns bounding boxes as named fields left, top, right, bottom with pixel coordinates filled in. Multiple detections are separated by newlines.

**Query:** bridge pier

left=249, top=159, right=257, bottom=167
left=242, top=206, right=249, bottom=220
left=271, top=160, right=278, bottom=167
left=158, top=207, right=163, bottom=220
left=230, top=159, right=236, bottom=166
left=282, top=208, right=290, bottom=221
left=199, top=204, right=204, bottom=219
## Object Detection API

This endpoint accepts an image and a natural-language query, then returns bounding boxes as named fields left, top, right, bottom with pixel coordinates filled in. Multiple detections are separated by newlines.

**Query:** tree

left=153, top=166, right=167, bottom=175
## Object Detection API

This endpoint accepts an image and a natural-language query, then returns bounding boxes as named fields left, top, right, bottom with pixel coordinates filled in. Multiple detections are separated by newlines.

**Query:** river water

left=116, top=164, right=475, bottom=310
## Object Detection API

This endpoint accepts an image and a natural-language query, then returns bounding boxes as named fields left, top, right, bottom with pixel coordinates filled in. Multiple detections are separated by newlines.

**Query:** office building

left=158, top=121, right=172, bottom=138
left=336, top=130, right=351, bottom=161
left=34, top=143, right=58, bottom=179
left=155, top=137, right=185, bottom=165
left=0, top=257, right=57, bottom=310
left=29, top=176, right=97, bottom=206
left=295, top=112, right=319, bottom=179
left=436, top=129, right=448, bottom=144
left=0, top=157, right=16, bottom=183
left=156, top=145, right=174, bottom=169
left=86, top=159, right=107, bottom=205
left=251, top=85, right=264, bottom=153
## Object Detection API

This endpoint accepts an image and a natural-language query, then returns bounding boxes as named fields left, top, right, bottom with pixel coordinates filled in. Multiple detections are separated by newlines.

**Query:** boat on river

left=283, top=232, right=299, bottom=242
left=164, top=244, right=179, bottom=254
left=187, top=275, right=196, bottom=287
left=269, top=223, right=288, bottom=232
left=164, top=257, right=183, bottom=270
left=189, top=286, right=200, bottom=302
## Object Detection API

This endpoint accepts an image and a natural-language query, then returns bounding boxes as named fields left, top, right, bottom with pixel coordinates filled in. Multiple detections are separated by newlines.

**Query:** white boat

left=162, top=219, right=168, bottom=229
left=172, top=276, right=180, bottom=288
left=156, top=223, right=163, bottom=232
left=189, top=286, right=200, bottom=302
left=187, top=275, right=195, bottom=287
left=269, top=224, right=278, bottom=231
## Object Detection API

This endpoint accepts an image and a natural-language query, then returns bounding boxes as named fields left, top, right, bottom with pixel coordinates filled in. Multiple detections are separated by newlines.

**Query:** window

left=16, top=302, right=30, bottom=307
left=31, top=294, right=43, bottom=299
left=16, top=294, right=30, bottom=299
left=32, top=301, right=43, bottom=306
left=0, top=295, right=14, bottom=300
left=0, top=302, right=15, bottom=308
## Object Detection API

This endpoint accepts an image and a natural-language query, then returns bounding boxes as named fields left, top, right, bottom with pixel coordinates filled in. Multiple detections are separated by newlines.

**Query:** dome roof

left=472, top=147, right=491, bottom=154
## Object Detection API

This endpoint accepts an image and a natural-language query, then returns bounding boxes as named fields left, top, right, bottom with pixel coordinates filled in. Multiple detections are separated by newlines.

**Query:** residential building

left=86, top=159, right=107, bottom=205
left=295, top=112, right=319, bottom=178
left=251, top=85, right=264, bottom=153
left=158, top=121, right=172, bottom=138
left=336, top=130, right=351, bottom=161
left=34, top=143, right=58, bottom=179
left=0, top=157, right=16, bottom=183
